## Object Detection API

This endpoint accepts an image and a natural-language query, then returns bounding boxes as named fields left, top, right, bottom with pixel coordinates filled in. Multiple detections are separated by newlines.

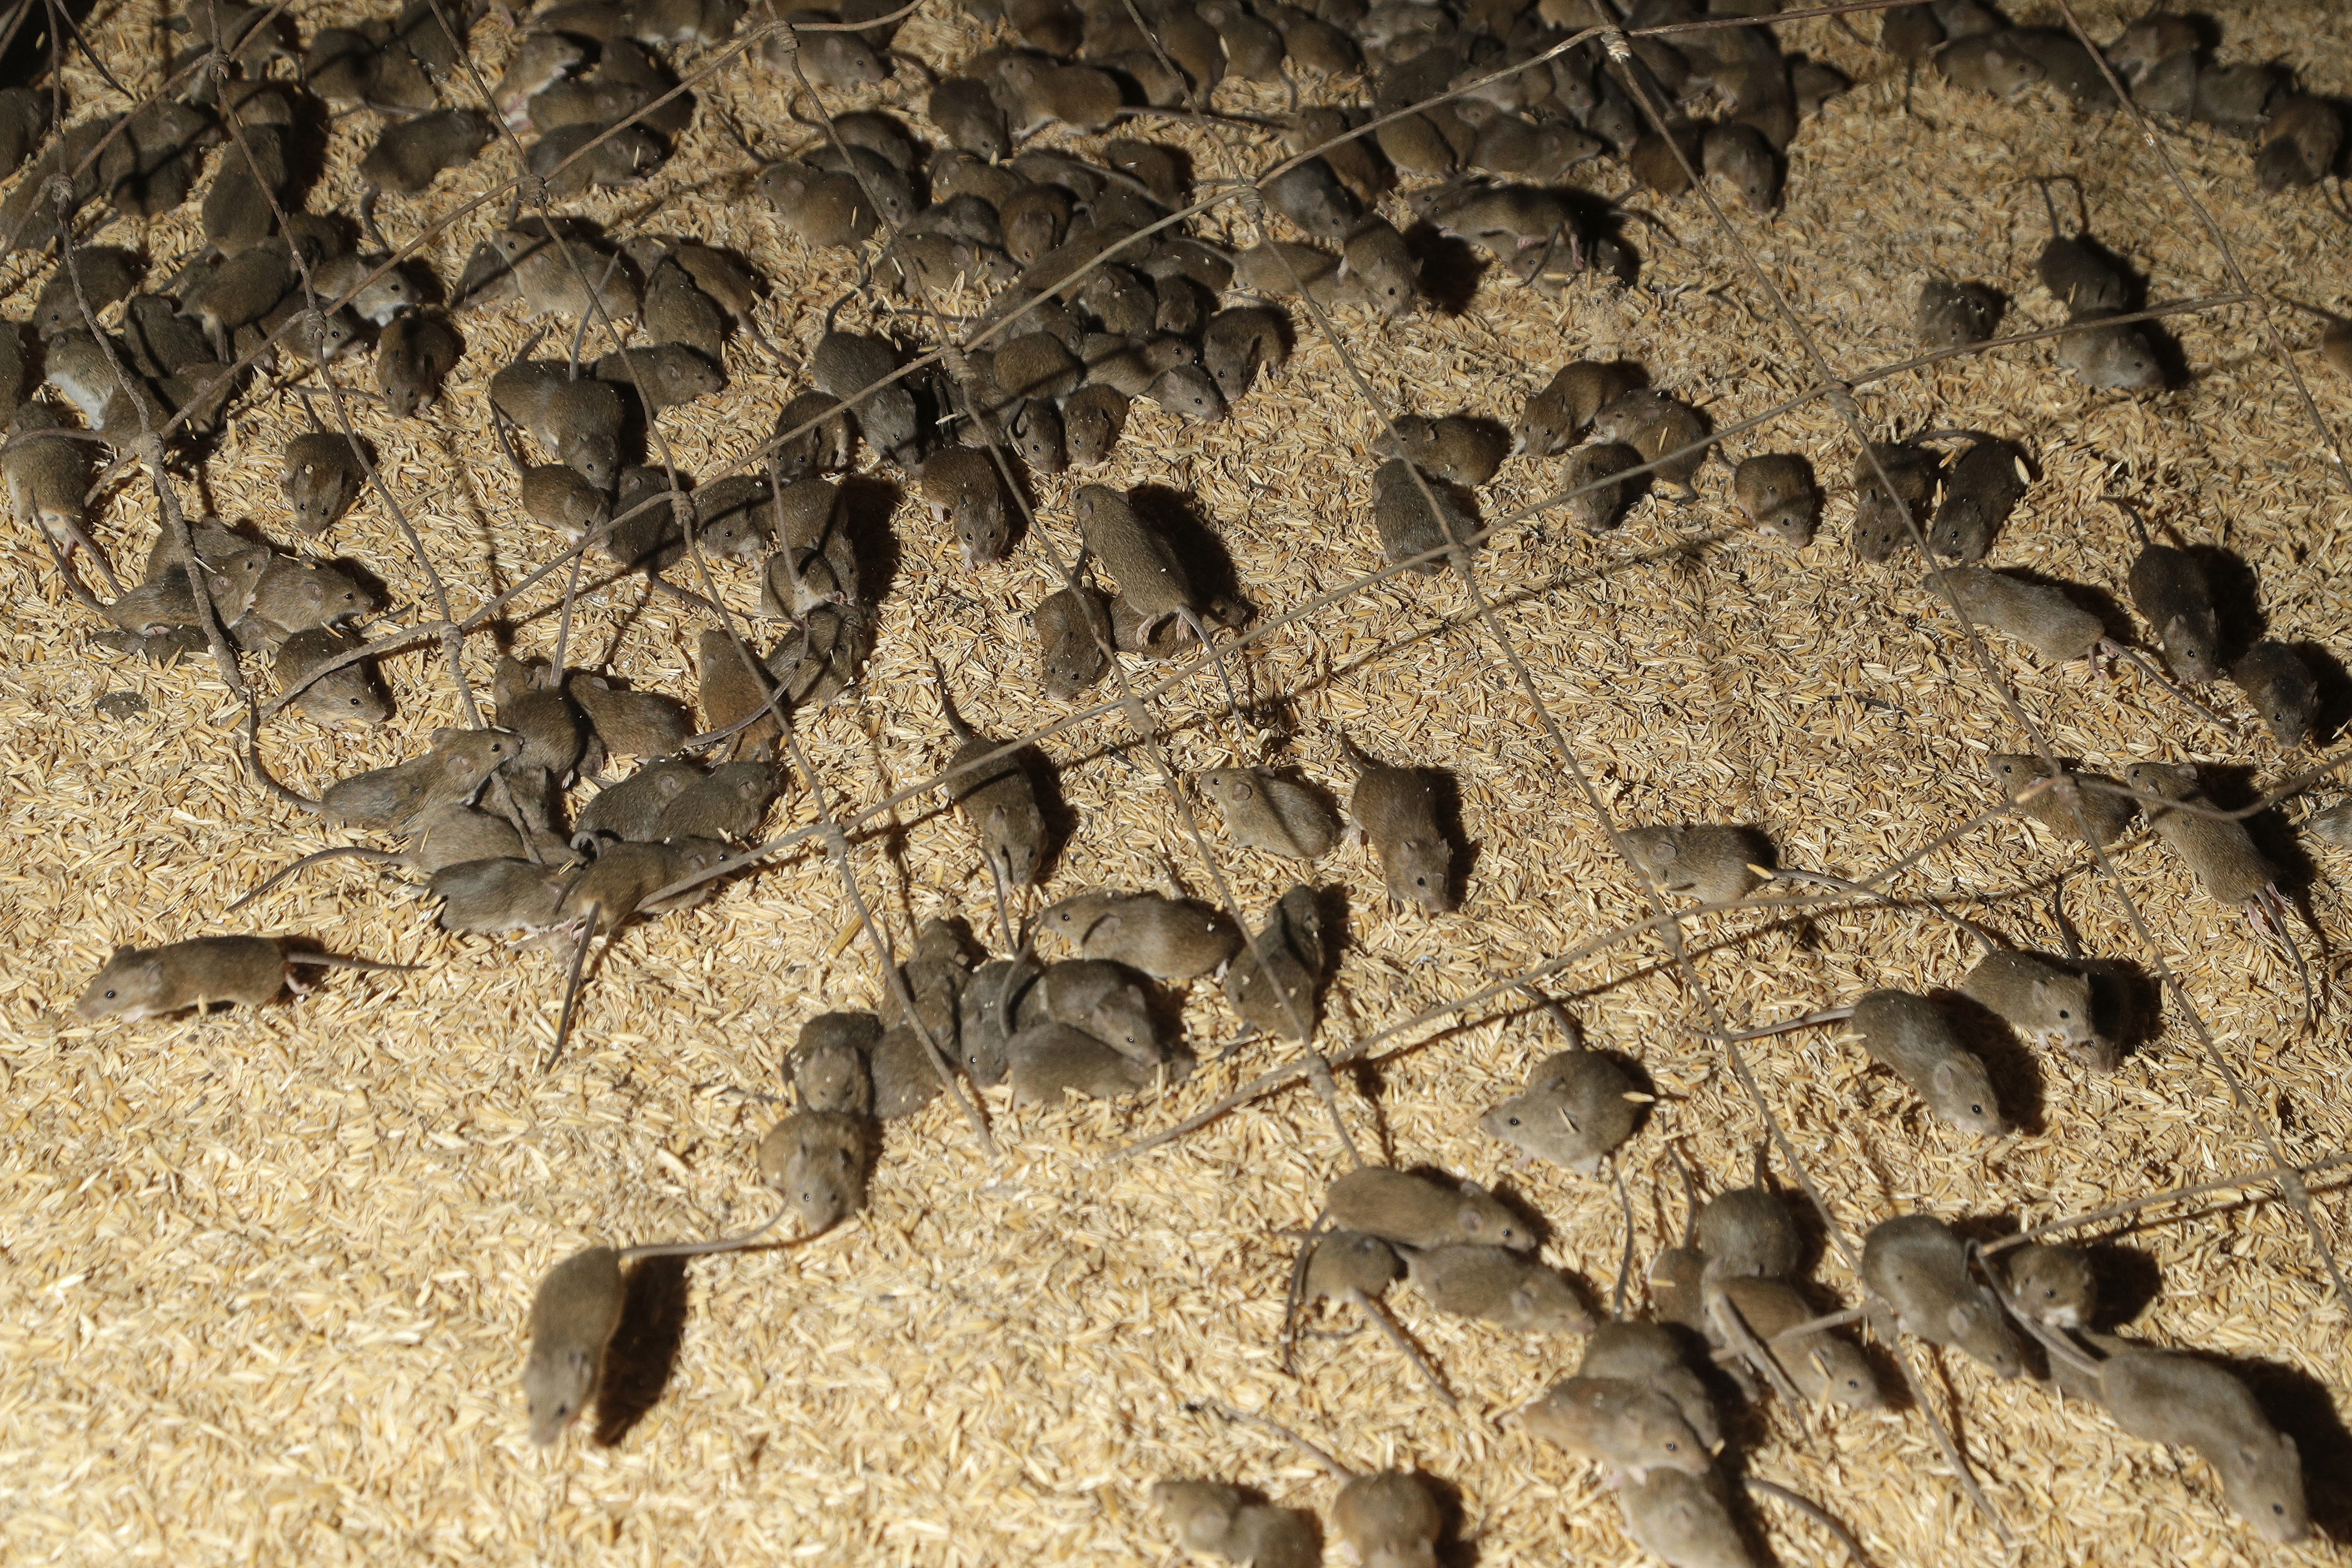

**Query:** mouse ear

left=429, top=726, right=461, bottom=748
left=1946, top=1300, right=1982, bottom=1338
left=1458, top=1178, right=1490, bottom=1198
left=111, top=944, right=134, bottom=960
left=1456, top=1203, right=1485, bottom=1235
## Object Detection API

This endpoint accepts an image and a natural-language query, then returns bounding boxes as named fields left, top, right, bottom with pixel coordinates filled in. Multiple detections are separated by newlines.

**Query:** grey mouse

left=1196, top=767, right=1341, bottom=860
left=1405, top=1242, right=1595, bottom=1334
left=1927, top=433, right=2030, bottom=563
left=1959, top=949, right=2100, bottom=1067
left=1006, top=1020, right=1162, bottom=1106
left=1046, top=890, right=1242, bottom=981
left=280, top=432, right=370, bottom=536
left=73, top=935, right=414, bottom=1022
left=2228, top=639, right=2317, bottom=747
left=2099, top=1346, right=2309, bottom=1543
left=935, top=661, right=1049, bottom=898
left=756, top=1108, right=871, bottom=1235
left=1730, top=453, right=1820, bottom=546
left=1914, top=277, right=2002, bottom=352
left=1223, top=884, right=1327, bottom=1043
left=1322, top=1165, right=1531, bottom=1252
left=791, top=1011, right=880, bottom=1114
left=1519, top=1376, right=1715, bottom=1481
left=2000, top=1242, right=2095, bottom=1329
left=1478, top=1047, right=1645, bottom=1176
left=1370, top=456, right=1477, bottom=572
left=1621, top=825, right=1772, bottom=906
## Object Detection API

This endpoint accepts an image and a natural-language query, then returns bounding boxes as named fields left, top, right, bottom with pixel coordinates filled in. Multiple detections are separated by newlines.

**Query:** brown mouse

left=568, top=673, right=692, bottom=761
left=2122, top=763, right=2307, bottom=1016
left=1700, top=120, right=1779, bottom=211
left=1151, top=1481, right=1317, bottom=1568
left=1693, top=1161, right=1801, bottom=1281
left=1035, top=583, right=1113, bottom=699
left=1859, top=1213, right=2023, bottom=1377
left=521, top=1202, right=795, bottom=1443
left=2122, top=526, right=2223, bottom=687
left=1338, top=732, right=1458, bottom=914
left=1405, top=1242, right=1595, bottom=1334
left=1914, top=277, right=2003, bottom=352
left=569, top=760, right=693, bottom=848
left=2099, top=1346, right=2309, bottom=1542
left=595, top=344, right=725, bottom=414
left=1369, top=457, right=1476, bottom=571
left=254, top=728, right=516, bottom=834
left=1197, top=767, right=1340, bottom=860
left=375, top=311, right=463, bottom=418
left=955, top=955, right=1039, bottom=1090
left=1960, top=949, right=2101, bottom=1067
left=1014, top=958, right=1162, bottom=1064
left=5, top=406, right=107, bottom=576
left=1616, top=1467, right=1752, bottom=1568
left=2000, top=1241, right=2094, bottom=1329
left=34, top=246, right=142, bottom=338
left=1200, top=308, right=1287, bottom=407
left=774, top=390, right=857, bottom=479
left=1517, top=361, right=1645, bottom=458
left=1850, top=438, right=1940, bottom=562
left=1379, top=414, right=1507, bottom=490
left=928, top=76, right=1009, bottom=159
left=2255, top=96, right=2340, bottom=193
left=1223, top=884, right=1327, bottom=1043
left=1708, top=1275, right=1882, bottom=1411
left=1322, top=1165, right=1530, bottom=1252
left=1071, top=483, right=1242, bottom=703
left=280, top=432, right=369, bottom=536
left=1518, top=1376, right=1715, bottom=1481
left=1621, top=825, right=1772, bottom=905
left=1922, top=566, right=2114, bottom=664
left=427, top=857, right=573, bottom=934
left=1589, top=389, right=1710, bottom=501
left=807, top=325, right=920, bottom=465
left=276, top=626, right=392, bottom=729
left=654, top=759, right=780, bottom=844
left=2228, top=639, right=2317, bottom=747
left=489, top=361, right=624, bottom=488
left=791, top=1011, right=880, bottom=1114
left=247, top=556, right=378, bottom=636
left=935, top=662, right=1049, bottom=901
left=1731, top=987, right=2010, bottom=1136
left=920, top=448, right=1010, bottom=570
left=1729, top=452, right=1819, bottom=545
left=1045, top=889, right=1242, bottom=980
left=1987, top=752, right=2138, bottom=846
left=1479, top=1048, right=1645, bottom=1176
left=697, top=629, right=782, bottom=763
left=1927, top=433, right=2030, bottom=563
left=877, top=915, right=969, bottom=1046
left=755, top=1105, right=871, bottom=1233
left=73, top=935, right=415, bottom=1022
left=360, top=109, right=493, bottom=195
left=1060, top=384, right=1129, bottom=468
left=1006, top=1019, right=1163, bottom=1105
left=104, top=543, right=271, bottom=635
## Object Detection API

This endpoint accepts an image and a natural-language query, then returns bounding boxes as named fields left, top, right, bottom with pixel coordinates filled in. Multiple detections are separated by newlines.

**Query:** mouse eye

left=2057, top=1009, right=2069, bottom=1019
left=1507, top=1115, right=1522, bottom=1127
left=104, top=988, right=116, bottom=999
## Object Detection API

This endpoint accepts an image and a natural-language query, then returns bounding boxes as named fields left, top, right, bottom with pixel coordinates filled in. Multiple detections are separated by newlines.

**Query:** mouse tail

left=228, top=845, right=400, bottom=911
left=545, top=912, right=600, bottom=1071
left=1279, top=1217, right=1329, bottom=1376
left=1608, top=1162, right=1635, bottom=1320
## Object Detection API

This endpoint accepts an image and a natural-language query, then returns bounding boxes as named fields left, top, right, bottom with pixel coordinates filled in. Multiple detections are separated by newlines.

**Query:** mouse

left=2033, top=176, right=2129, bottom=314
left=2059, top=306, right=2165, bottom=391
left=1914, top=277, right=2003, bottom=352
left=1999, top=1241, right=2094, bottom=1328
left=1589, top=389, right=1710, bottom=501
left=773, top=390, right=857, bottom=480
left=1379, top=415, right=1507, bottom=490
left=1060, top=384, right=1129, bottom=468
left=935, top=662, right=1049, bottom=907
left=956, top=954, right=1039, bottom=1089
left=1722, top=452, right=1817, bottom=546
left=1224, top=884, right=1327, bottom=1043
left=228, top=797, right=571, bottom=910
left=280, top=432, right=369, bottom=537
left=761, top=161, right=880, bottom=251
left=1035, top=583, right=1114, bottom=699
left=1700, top=120, right=1779, bottom=211
left=1926, top=433, right=2030, bottom=563
left=73, top=935, right=416, bottom=1022
left=1859, top=1213, right=2023, bottom=1377
left=2121, top=765, right=2305, bottom=1016
left=1044, top=890, right=1243, bottom=980
left=4, top=407, right=108, bottom=577
left=2120, top=517, right=2223, bottom=687
left=1708, top=1275, right=1882, bottom=1410
left=1614, top=1466, right=1753, bottom=1568
left=374, top=311, right=463, bottom=418
left=360, top=109, right=494, bottom=195
left=1368, top=456, right=1477, bottom=572
left=568, top=673, right=693, bottom=762
left=103, top=546, right=273, bottom=637
left=1197, top=767, right=1341, bottom=860
left=1322, top=1165, right=1530, bottom=1253
left=257, top=727, right=518, bottom=832
left=491, top=656, right=586, bottom=784
left=1621, top=825, right=1772, bottom=906
left=1336, top=218, right=1419, bottom=321
left=807, top=325, right=920, bottom=466
left=1006, top=1019, right=1162, bottom=1105
left=1072, top=482, right=1244, bottom=704
left=311, top=251, right=424, bottom=329
left=1014, top=958, right=1162, bottom=1064
left=920, top=448, right=1010, bottom=570
left=487, top=230, right=646, bottom=326
left=655, top=759, right=780, bottom=843
left=878, top=914, right=970, bottom=1045
left=1329, top=1470, right=1443, bottom=1568
left=791, top=1010, right=880, bottom=1114
left=870, top=1023, right=953, bottom=1119
left=570, top=759, right=694, bottom=848
left=2255, top=96, right=2340, bottom=193
left=595, top=344, right=725, bottom=415
left=1196, top=311, right=1285, bottom=412
left=422, top=853, right=570, bottom=933
left=246, top=556, right=378, bottom=637
left=1479, top=1046, right=1645, bottom=1176
left=489, top=362, right=624, bottom=489
left=1921, top=565, right=2116, bottom=665
left=1517, top=361, right=1644, bottom=459
left=1850, top=438, right=1940, bottom=562
left=1987, top=752, right=2138, bottom=847
left=1519, top=1375, right=1715, bottom=1482
left=1960, top=948, right=2101, bottom=1066
left=2099, top=1346, right=2309, bottom=1543
left=34, top=246, right=142, bottom=338
left=928, top=75, right=1009, bottom=159
left=1152, top=1481, right=1318, bottom=1568
left=1545, top=442, right=1636, bottom=533
left=2228, top=639, right=2317, bottom=747
left=1337, top=732, right=1458, bottom=914
left=275, top=625, right=392, bottom=730
left=697, top=629, right=782, bottom=763
left=1693, top=1159, right=1801, bottom=1281
left=1405, top=1242, right=1595, bottom=1334
left=521, top=1202, right=795, bottom=1443
left=1851, top=988, right=2013, bottom=1136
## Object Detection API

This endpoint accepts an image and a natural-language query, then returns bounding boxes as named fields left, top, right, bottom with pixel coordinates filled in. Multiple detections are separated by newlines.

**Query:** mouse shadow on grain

left=592, top=1253, right=692, bottom=1447
left=1400, top=223, right=1485, bottom=318
left=836, top=471, right=904, bottom=608
left=1126, top=483, right=1245, bottom=609
left=2289, top=638, right=2352, bottom=748
left=2185, top=543, right=2264, bottom=661
left=1423, top=765, right=1477, bottom=913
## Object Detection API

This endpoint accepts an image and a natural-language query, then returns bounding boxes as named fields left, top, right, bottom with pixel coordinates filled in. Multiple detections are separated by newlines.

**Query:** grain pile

left=2, top=0, right=2350, bottom=1563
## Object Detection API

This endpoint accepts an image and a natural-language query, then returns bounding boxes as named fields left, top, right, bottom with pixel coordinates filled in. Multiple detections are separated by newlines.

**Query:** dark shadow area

left=2288, top=638, right=2352, bottom=749
left=1400, top=221, right=1486, bottom=317
left=1127, top=483, right=1245, bottom=610
left=1421, top=758, right=1476, bottom=914
left=592, top=1252, right=691, bottom=1446
left=2074, top=955, right=2163, bottom=1067
left=2186, top=541, right=2264, bottom=663
left=836, top=470, right=903, bottom=609
left=2082, top=1242, right=2165, bottom=1329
